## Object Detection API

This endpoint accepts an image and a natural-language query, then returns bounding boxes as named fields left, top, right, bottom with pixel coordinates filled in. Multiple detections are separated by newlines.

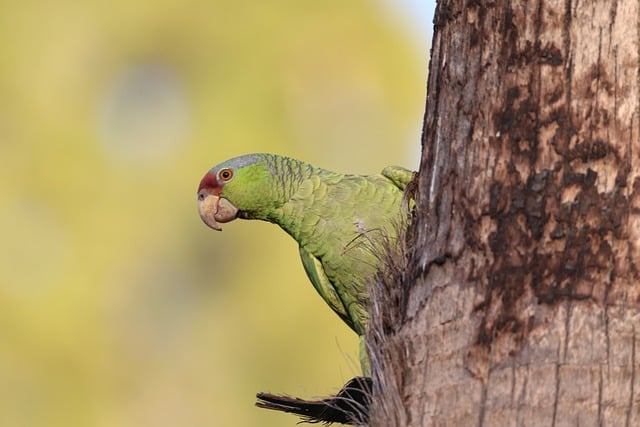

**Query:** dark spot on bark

left=507, top=86, right=520, bottom=101
left=546, top=86, right=564, bottom=104
left=550, top=224, right=564, bottom=239
left=585, top=63, right=615, bottom=97
left=524, top=171, right=550, bottom=239
left=537, top=281, right=559, bottom=304
left=561, top=170, right=585, bottom=186
left=584, top=168, right=597, bottom=187
left=431, top=253, right=452, bottom=266
left=434, top=3, right=455, bottom=29
left=566, top=137, right=612, bottom=163
left=489, top=182, right=506, bottom=215
left=476, top=327, right=491, bottom=346
left=506, top=40, right=563, bottom=68
left=464, top=2, right=484, bottom=48
left=539, top=44, right=563, bottom=66
left=473, top=300, right=488, bottom=312
left=502, top=6, right=517, bottom=48
left=469, top=27, right=481, bottom=48
left=495, top=84, right=540, bottom=165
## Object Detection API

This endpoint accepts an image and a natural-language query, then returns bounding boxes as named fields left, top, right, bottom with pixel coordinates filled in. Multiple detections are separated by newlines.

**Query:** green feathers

left=198, top=153, right=413, bottom=369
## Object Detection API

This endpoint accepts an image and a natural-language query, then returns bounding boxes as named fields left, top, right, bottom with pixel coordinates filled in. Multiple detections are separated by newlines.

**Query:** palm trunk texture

left=368, top=1, right=640, bottom=426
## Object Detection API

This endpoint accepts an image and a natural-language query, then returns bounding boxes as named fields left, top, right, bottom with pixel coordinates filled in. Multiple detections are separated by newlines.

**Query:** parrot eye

left=219, top=168, right=234, bottom=182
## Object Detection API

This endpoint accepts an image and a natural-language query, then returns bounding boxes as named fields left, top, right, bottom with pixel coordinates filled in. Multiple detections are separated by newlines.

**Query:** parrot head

left=197, top=154, right=274, bottom=231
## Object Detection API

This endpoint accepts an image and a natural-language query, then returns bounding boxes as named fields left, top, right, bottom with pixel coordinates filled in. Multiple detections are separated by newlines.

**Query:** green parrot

left=197, top=153, right=413, bottom=372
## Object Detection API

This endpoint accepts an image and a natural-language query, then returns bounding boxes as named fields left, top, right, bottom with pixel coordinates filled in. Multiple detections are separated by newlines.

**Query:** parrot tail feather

left=255, top=376, right=372, bottom=425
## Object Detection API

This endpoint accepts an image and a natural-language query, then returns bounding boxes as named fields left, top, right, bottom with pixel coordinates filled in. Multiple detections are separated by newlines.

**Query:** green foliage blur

left=0, top=1, right=426, bottom=425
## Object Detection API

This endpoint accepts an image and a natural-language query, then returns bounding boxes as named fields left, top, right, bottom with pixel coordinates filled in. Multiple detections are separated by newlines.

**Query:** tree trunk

left=368, top=1, right=640, bottom=425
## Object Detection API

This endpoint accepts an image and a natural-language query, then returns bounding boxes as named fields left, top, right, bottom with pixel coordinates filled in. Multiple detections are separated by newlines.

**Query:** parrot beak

left=197, top=190, right=238, bottom=231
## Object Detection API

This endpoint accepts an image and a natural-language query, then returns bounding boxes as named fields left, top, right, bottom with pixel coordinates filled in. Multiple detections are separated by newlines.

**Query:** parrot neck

left=240, top=155, right=319, bottom=232
left=258, top=157, right=331, bottom=242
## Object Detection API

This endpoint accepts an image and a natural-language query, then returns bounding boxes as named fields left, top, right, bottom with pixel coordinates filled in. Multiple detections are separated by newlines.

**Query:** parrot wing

left=382, top=165, right=416, bottom=216
left=298, top=246, right=355, bottom=332
left=381, top=165, right=415, bottom=190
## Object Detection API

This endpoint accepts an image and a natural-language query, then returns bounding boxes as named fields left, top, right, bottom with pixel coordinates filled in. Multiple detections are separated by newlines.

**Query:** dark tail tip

left=256, top=376, right=372, bottom=425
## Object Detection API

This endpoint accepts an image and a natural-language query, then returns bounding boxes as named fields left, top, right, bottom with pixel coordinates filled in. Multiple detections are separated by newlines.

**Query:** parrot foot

left=255, top=376, right=372, bottom=425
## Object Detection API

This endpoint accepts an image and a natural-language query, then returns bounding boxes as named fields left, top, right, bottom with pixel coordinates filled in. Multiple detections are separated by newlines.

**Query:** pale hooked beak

left=197, top=190, right=238, bottom=231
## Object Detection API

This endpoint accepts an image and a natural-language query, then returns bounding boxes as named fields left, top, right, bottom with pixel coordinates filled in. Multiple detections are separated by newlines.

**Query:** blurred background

left=0, top=1, right=433, bottom=426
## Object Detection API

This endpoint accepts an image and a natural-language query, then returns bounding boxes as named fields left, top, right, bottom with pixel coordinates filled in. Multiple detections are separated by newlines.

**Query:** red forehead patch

left=198, top=172, right=219, bottom=192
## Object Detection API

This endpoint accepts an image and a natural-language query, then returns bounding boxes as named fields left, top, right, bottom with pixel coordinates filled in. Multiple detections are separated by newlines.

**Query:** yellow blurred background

left=0, top=1, right=427, bottom=425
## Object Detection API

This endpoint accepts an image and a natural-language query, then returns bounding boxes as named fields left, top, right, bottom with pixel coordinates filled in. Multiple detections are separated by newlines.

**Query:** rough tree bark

left=369, top=1, right=640, bottom=426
